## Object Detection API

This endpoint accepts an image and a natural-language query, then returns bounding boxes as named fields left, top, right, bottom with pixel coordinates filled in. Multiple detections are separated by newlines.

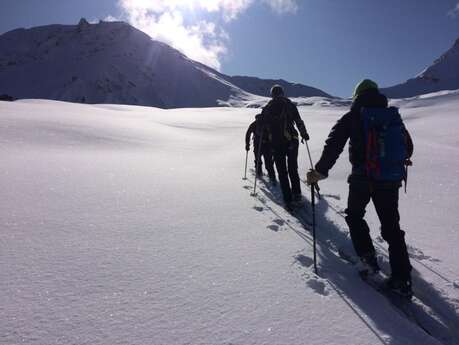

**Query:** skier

left=306, top=79, right=414, bottom=297
left=245, top=114, right=277, bottom=184
left=259, top=85, right=309, bottom=210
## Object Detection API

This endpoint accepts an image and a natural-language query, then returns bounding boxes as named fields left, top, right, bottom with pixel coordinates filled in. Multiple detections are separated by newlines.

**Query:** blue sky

left=1, top=0, right=458, bottom=97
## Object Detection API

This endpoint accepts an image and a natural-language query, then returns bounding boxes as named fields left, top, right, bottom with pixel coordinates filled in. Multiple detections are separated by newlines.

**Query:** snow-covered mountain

left=226, top=75, right=331, bottom=98
left=0, top=19, right=333, bottom=108
left=382, top=38, right=459, bottom=98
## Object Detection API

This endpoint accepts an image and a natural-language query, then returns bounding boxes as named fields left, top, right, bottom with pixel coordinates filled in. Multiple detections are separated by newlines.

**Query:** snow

left=1, top=93, right=458, bottom=345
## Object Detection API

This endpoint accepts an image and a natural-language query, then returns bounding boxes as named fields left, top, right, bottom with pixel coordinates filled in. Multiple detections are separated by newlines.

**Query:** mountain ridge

left=382, top=37, right=459, bottom=99
left=0, top=19, right=333, bottom=108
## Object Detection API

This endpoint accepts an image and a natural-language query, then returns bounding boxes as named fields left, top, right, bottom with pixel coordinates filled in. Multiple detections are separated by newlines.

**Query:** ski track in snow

left=1, top=94, right=459, bottom=345
left=245, top=173, right=459, bottom=345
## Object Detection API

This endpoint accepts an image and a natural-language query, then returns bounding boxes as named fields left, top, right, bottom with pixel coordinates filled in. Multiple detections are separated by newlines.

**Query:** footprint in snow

left=294, top=255, right=329, bottom=296
left=295, top=254, right=314, bottom=268
left=306, top=278, right=329, bottom=296
left=407, top=246, right=441, bottom=263
left=273, top=218, right=285, bottom=226
left=267, top=224, right=279, bottom=232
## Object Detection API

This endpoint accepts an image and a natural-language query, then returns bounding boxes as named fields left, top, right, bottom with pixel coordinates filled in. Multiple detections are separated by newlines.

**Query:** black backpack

left=261, top=99, right=295, bottom=145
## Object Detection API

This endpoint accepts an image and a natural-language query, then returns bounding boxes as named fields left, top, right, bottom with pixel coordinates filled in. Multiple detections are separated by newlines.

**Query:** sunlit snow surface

left=1, top=93, right=458, bottom=345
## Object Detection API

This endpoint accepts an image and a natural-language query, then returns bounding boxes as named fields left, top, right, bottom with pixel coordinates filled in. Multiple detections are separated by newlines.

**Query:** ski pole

left=252, top=127, right=264, bottom=196
left=311, top=183, right=318, bottom=275
left=404, top=159, right=412, bottom=194
left=243, top=150, right=248, bottom=180
left=305, top=141, right=321, bottom=199
left=405, top=165, right=408, bottom=194
left=304, top=140, right=318, bottom=273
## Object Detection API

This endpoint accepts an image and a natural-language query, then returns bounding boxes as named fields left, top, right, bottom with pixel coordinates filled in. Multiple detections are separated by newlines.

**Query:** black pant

left=345, top=181, right=412, bottom=280
left=273, top=140, right=301, bottom=204
left=254, top=142, right=276, bottom=178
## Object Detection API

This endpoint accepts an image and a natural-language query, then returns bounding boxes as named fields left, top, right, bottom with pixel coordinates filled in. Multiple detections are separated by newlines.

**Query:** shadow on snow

left=243, top=171, right=459, bottom=345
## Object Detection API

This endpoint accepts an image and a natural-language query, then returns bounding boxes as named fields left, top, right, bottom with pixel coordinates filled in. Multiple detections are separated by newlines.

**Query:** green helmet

left=353, top=79, right=378, bottom=99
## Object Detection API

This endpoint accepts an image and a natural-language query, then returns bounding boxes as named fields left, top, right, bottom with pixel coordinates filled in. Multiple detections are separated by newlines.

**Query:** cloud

left=117, top=0, right=298, bottom=70
left=448, top=3, right=459, bottom=17
left=263, top=0, right=299, bottom=14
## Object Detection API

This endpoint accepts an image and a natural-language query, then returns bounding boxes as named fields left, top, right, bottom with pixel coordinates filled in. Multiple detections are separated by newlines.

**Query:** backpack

left=361, top=107, right=407, bottom=181
left=263, top=99, right=296, bottom=145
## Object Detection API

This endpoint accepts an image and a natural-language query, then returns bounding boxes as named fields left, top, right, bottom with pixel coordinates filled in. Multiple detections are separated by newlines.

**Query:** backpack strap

left=281, top=105, right=293, bottom=141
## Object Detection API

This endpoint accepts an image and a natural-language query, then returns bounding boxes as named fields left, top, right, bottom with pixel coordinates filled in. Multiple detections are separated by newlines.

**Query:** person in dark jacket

left=260, top=85, right=309, bottom=210
left=306, top=79, right=414, bottom=297
left=245, top=114, right=277, bottom=183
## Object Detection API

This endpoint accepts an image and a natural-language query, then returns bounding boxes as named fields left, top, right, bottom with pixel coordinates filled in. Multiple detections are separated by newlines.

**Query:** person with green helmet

left=352, top=79, right=379, bottom=100
left=306, top=79, right=414, bottom=298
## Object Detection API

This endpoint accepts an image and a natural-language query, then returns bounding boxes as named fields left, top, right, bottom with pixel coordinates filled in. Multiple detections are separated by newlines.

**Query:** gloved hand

left=245, top=144, right=250, bottom=151
left=301, top=132, right=310, bottom=143
left=306, top=169, right=325, bottom=185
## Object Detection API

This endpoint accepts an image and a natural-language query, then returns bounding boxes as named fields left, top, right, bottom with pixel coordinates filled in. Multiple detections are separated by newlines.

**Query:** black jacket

left=259, top=96, right=308, bottom=146
left=245, top=115, right=271, bottom=148
left=245, top=120, right=257, bottom=148
left=315, top=89, right=413, bottom=181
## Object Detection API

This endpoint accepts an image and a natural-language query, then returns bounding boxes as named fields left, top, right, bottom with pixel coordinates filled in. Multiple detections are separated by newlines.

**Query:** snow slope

left=0, top=19, right=332, bottom=108
left=382, top=38, right=459, bottom=98
left=1, top=94, right=458, bottom=345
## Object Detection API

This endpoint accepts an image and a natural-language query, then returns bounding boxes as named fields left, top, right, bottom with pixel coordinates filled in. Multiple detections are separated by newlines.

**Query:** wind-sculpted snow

left=1, top=95, right=458, bottom=345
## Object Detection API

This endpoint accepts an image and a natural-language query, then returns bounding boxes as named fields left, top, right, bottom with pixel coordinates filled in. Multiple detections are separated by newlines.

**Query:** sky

left=1, top=0, right=458, bottom=97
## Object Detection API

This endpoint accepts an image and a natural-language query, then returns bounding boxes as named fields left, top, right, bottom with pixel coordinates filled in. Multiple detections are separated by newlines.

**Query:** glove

left=306, top=169, right=325, bottom=185
left=245, top=144, right=250, bottom=151
left=301, top=132, right=310, bottom=143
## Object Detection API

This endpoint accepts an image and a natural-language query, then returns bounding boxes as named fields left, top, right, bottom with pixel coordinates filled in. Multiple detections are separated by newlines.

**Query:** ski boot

left=292, top=193, right=304, bottom=208
left=386, top=276, right=413, bottom=299
left=356, top=252, right=380, bottom=278
left=285, top=201, right=296, bottom=213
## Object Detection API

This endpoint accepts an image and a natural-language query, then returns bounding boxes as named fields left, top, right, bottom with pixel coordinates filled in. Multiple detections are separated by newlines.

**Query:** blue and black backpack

left=361, top=107, right=408, bottom=181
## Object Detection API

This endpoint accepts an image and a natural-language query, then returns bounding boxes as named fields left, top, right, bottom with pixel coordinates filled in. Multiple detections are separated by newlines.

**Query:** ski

left=246, top=173, right=452, bottom=342
left=338, top=248, right=434, bottom=336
